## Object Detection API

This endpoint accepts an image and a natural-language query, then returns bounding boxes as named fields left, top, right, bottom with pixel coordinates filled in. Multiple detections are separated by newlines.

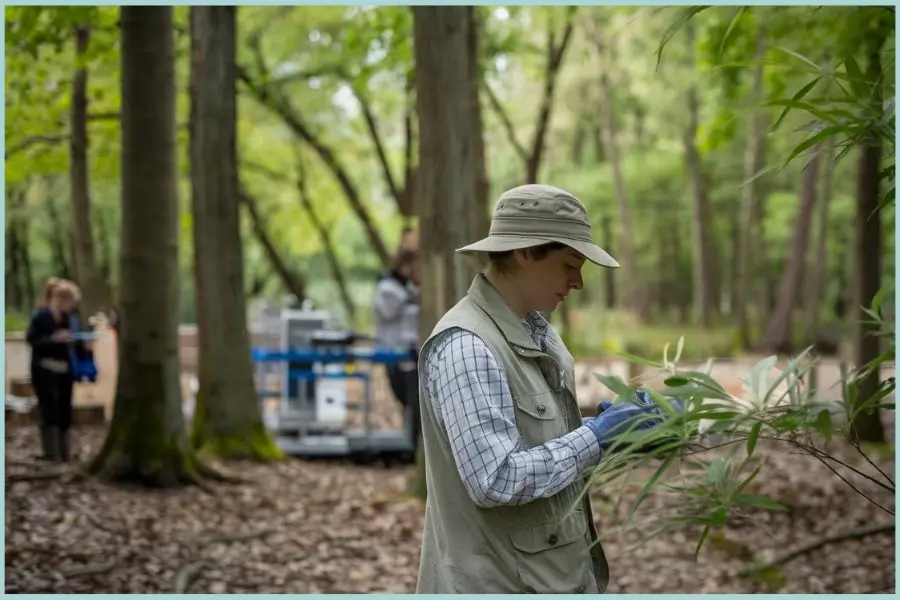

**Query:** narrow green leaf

left=735, top=493, right=788, bottom=512
left=841, top=54, right=870, bottom=100
left=627, top=453, right=676, bottom=522
left=694, top=525, right=711, bottom=561
left=773, top=46, right=821, bottom=71
left=594, top=374, right=635, bottom=398
left=717, top=6, right=748, bottom=63
left=655, top=6, right=708, bottom=71
left=734, top=462, right=764, bottom=494
left=813, top=409, right=833, bottom=442
left=746, top=422, right=762, bottom=457
left=782, top=126, right=847, bottom=170
left=771, top=76, right=822, bottom=131
left=616, top=351, right=664, bottom=369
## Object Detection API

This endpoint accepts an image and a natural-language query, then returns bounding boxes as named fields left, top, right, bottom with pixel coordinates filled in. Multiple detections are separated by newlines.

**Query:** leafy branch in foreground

left=581, top=295, right=894, bottom=560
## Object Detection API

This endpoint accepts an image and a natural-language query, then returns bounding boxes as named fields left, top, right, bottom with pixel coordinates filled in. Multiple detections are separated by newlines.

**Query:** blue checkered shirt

left=422, top=311, right=602, bottom=508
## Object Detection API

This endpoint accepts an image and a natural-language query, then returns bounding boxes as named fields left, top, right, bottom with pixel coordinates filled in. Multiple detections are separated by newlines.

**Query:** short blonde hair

left=51, top=279, right=82, bottom=303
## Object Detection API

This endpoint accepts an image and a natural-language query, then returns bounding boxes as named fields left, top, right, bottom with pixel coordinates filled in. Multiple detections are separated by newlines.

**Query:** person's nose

left=569, top=270, right=583, bottom=291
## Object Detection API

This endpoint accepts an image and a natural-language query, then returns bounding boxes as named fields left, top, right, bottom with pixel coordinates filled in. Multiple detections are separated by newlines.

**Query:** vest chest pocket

left=512, top=391, right=566, bottom=446
left=509, top=512, right=596, bottom=594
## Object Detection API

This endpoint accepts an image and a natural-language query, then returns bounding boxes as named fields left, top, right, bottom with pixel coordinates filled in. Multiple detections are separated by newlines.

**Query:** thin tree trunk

left=734, top=26, right=769, bottom=347
left=44, top=179, right=73, bottom=281
left=761, top=146, right=822, bottom=353
left=69, top=25, right=108, bottom=315
left=188, top=5, right=282, bottom=460
left=88, top=6, right=216, bottom=487
left=6, top=188, right=24, bottom=311
left=683, top=85, right=718, bottom=327
left=803, top=138, right=835, bottom=342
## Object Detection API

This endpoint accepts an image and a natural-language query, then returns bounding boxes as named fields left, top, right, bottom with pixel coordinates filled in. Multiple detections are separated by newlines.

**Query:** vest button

left=548, top=533, right=558, bottom=545
left=576, top=584, right=586, bottom=593
left=536, top=405, right=546, bottom=415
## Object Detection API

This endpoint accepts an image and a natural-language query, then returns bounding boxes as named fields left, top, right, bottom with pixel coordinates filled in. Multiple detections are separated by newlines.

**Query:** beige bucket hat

left=456, top=184, right=620, bottom=268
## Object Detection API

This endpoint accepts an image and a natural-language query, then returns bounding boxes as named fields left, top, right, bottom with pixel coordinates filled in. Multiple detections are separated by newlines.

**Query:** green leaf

left=746, top=422, right=762, bottom=457
left=655, top=6, right=709, bottom=71
left=841, top=54, right=870, bottom=100
left=813, top=409, right=833, bottom=442
left=707, top=458, right=727, bottom=486
left=616, top=351, right=664, bottom=369
left=771, top=76, right=823, bottom=131
left=734, top=462, right=764, bottom=494
left=782, top=125, right=853, bottom=170
left=735, top=493, right=788, bottom=512
left=627, top=453, right=676, bottom=522
left=664, top=376, right=691, bottom=387
left=594, top=374, right=635, bottom=398
left=694, top=525, right=711, bottom=561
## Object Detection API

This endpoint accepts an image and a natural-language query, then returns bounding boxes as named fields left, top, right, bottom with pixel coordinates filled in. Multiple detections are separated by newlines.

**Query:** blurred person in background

left=26, top=278, right=92, bottom=462
left=374, top=246, right=421, bottom=451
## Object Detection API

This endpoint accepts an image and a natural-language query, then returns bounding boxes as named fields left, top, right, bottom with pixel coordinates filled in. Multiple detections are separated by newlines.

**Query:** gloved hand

left=583, top=390, right=673, bottom=453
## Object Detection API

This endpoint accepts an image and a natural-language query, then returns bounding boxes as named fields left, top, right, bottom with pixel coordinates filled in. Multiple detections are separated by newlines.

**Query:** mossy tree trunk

left=87, top=6, right=216, bottom=486
left=188, top=5, right=282, bottom=461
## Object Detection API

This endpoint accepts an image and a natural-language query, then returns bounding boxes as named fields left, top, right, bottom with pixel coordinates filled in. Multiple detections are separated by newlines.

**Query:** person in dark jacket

left=26, top=278, right=90, bottom=462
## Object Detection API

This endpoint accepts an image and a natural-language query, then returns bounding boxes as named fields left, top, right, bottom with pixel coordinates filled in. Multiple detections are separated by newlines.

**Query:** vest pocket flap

left=513, top=393, right=558, bottom=420
left=509, top=516, right=584, bottom=554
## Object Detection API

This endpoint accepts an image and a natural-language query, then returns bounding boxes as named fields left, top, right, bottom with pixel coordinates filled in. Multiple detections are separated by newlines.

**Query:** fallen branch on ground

left=174, top=561, right=207, bottom=593
left=59, top=560, right=117, bottom=577
left=739, top=522, right=895, bottom=577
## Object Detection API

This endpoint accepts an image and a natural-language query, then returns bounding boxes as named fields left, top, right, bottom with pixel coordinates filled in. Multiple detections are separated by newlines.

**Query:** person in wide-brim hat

left=414, top=184, right=672, bottom=594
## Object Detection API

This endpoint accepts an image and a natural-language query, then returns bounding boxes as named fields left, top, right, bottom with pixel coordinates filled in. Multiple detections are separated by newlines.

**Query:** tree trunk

left=6, top=197, right=24, bottom=312
left=602, top=216, right=616, bottom=309
left=45, top=179, right=73, bottom=281
left=683, top=85, right=718, bottom=327
left=69, top=25, right=109, bottom=316
left=410, top=5, right=484, bottom=499
left=734, top=26, right=768, bottom=348
left=467, top=6, right=490, bottom=238
left=597, top=53, right=642, bottom=316
left=761, top=146, right=821, bottom=353
left=803, top=138, right=835, bottom=342
left=188, top=6, right=282, bottom=460
left=88, top=6, right=214, bottom=486
left=849, top=30, right=887, bottom=443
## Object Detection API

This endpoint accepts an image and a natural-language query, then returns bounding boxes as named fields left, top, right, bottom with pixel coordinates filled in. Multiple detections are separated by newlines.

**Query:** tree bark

left=761, top=146, right=821, bottom=353
left=188, top=6, right=282, bottom=461
left=683, top=85, right=718, bottom=327
left=69, top=25, right=109, bottom=316
left=734, top=26, right=769, bottom=348
left=850, top=27, right=888, bottom=443
left=593, top=31, right=642, bottom=316
left=88, top=6, right=215, bottom=487
left=410, top=5, right=485, bottom=499
left=803, top=138, right=835, bottom=342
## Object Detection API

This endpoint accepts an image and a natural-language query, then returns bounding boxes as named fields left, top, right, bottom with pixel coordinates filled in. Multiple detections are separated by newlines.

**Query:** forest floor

left=5, top=416, right=894, bottom=594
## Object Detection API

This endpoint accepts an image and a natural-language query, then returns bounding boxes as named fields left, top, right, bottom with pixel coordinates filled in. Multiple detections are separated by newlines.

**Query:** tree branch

left=238, top=188, right=307, bottom=301
left=738, top=522, right=894, bottom=577
left=482, top=80, right=528, bottom=162
left=293, top=152, right=356, bottom=321
left=236, top=52, right=390, bottom=267
left=526, top=5, right=577, bottom=182
left=349, top=80, right=402, bottom=210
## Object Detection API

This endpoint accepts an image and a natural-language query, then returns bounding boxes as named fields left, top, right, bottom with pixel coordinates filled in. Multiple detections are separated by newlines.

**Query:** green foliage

left=585, top=288, right=895, bottom=557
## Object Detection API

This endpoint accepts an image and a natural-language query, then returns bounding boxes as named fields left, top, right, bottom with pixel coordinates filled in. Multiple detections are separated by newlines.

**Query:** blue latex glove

left=583, top=390, right=670, bottom=452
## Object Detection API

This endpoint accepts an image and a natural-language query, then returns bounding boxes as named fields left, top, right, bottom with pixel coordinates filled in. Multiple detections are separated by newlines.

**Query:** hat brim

left=457, top=235, right=620, bottom=268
